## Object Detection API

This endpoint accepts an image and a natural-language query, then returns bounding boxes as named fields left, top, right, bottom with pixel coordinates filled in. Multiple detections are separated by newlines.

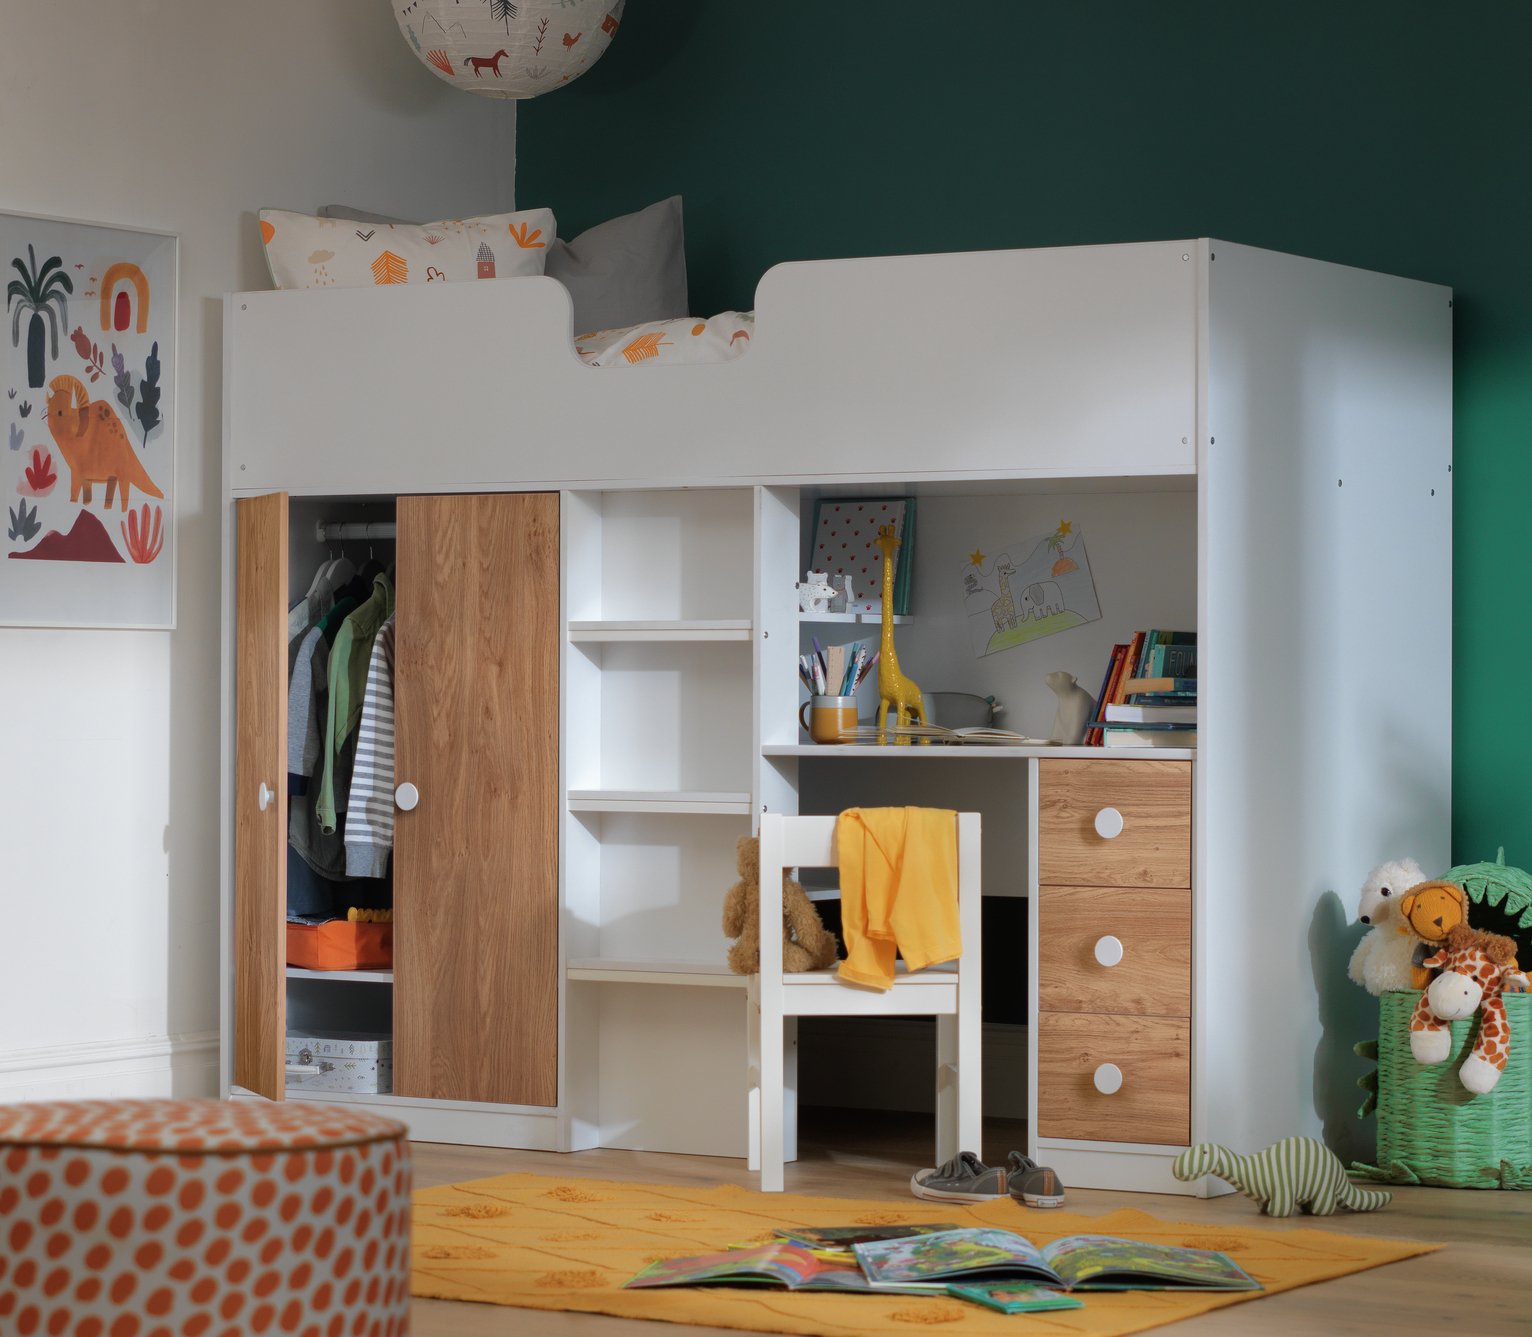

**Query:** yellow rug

left=411, top=1172, right=1438, bottom=1336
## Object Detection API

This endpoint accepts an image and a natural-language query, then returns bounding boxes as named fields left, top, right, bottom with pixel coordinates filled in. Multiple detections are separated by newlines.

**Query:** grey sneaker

left=1006, top=1151, right=1066, bottom=1208
left=910, top=1151, right=1009, bottom=1203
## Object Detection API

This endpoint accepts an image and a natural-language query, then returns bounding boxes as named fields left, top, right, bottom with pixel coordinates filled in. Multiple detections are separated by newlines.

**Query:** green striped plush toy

left=1173, top=1138, right=1392, bottom=1215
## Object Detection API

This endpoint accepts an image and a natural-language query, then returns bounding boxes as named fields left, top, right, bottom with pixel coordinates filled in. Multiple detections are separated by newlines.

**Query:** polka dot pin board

left=808, top=498, right=916, bottom=616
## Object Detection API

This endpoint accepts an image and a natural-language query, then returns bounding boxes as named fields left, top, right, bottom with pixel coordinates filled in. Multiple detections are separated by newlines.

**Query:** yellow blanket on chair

left=836, top=806, right=960, bottom=990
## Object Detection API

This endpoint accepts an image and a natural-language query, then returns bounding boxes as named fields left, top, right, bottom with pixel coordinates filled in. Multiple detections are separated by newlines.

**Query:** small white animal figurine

left=1018, top=579, right=1064, bottom=621
left=1346, top=857, right=1428, bottom=995
left=796, top=571, right=835, bottom=614
left=1045, top=671, right=1095, bottom=746
left=828, top=572, right=855, bottom=614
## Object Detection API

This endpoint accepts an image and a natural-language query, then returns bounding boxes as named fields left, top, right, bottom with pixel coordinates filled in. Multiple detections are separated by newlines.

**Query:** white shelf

left=568, top=789, right=753, bottom=815
left=566, top=958, right=748, bottom=988
left=568, top=620, right=751, bottom=642
left=285, top=967, right=394, bottom=983
left=800, top=611, right=906, bottom=625
left=763, top=743, right=1195, bottom=760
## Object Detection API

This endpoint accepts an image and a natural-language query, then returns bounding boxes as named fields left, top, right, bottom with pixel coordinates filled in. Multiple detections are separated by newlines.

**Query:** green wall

left=520, top=1, right=1532, bottom=866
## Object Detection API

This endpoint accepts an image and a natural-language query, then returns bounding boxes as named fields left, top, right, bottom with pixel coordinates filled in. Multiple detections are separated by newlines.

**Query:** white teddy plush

left=1347, top=857, right=1428, bottom=995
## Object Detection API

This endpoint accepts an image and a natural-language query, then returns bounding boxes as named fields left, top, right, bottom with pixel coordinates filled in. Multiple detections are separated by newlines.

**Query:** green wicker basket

left=1352, top=991, right=1532, bottom=1189
left=1442, top=848, right=1532, bottom=936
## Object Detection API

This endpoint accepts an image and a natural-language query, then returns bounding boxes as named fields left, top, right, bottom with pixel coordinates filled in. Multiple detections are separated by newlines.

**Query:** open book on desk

left=853, top=1228, right=1262, bottom=1292
left=837, top=723, right=1051, bottom=745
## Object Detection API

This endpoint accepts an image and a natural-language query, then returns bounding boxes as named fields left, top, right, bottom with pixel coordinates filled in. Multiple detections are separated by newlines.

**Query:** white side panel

left=1201, top=243, right=1452, bottom=1159
left=593, top=984, right=749, bottom=1156
left=227, top=242, right=1199, bottom=493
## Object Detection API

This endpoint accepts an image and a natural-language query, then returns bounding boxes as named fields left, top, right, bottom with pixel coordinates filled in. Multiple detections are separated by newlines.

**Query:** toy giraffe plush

left=1409, top=924, right=1529, bottom=1093
left=1173, top=1138, right=1391, bottom=1215
left=873, top=525, right=925, bottom=744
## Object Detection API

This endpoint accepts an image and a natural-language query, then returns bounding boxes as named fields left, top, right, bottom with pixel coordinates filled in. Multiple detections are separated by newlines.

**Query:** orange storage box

left=286, top=919, right=393, bottom=971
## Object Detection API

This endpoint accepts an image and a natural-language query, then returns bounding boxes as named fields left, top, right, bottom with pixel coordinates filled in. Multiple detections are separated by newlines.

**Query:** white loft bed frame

left=221, top=238, right=1452, bottom=1190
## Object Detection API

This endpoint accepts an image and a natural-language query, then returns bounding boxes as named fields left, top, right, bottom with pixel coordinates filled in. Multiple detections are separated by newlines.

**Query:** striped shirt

left=344, top=616, right=396, bottom=878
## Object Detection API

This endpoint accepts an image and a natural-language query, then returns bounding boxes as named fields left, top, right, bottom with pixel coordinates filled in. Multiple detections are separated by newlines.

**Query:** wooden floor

left=412, top=1109, right=1529, bottom=1337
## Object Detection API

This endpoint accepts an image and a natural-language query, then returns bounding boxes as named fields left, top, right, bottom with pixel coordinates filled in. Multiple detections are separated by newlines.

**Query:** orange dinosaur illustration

left=45, top=375, right=164, bottom=511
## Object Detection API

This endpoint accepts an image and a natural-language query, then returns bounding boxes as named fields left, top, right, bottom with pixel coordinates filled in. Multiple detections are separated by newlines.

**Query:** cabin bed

left=221, top=238, right=1452, bottom=1193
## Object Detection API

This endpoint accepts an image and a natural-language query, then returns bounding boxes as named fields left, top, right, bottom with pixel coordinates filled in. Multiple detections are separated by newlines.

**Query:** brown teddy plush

left=722, top=835, right=839, bottom=975
left=1399, top=880, right=1470, bottom=988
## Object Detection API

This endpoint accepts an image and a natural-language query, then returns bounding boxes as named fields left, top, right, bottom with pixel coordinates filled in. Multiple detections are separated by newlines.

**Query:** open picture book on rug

left=624, top=1239, right=947, bottom=1295
left=852, top=1228, right=1263, bottom=1292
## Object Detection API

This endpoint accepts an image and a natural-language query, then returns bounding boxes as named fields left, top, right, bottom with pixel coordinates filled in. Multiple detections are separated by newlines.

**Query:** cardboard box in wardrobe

left=285, top=1031, right=393, bottom=1094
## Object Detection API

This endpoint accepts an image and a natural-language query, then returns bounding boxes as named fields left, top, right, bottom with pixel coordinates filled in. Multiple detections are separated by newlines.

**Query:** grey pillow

left=318, top=196, right=689, bottom=332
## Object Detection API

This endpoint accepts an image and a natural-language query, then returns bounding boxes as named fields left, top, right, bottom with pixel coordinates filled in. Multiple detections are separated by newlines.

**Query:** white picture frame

left=2, top=209, right=177, bottom=629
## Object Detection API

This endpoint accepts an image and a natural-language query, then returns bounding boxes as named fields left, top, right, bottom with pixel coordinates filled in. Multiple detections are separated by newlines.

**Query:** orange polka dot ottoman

left=0, top=1099, right=410, bottom=1337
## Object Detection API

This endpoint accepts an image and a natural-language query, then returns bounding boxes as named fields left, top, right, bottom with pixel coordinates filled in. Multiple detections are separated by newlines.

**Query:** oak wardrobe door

left=393, top=493, right=560, bottom=1106
left=233, top=492, right=289, bottom=1101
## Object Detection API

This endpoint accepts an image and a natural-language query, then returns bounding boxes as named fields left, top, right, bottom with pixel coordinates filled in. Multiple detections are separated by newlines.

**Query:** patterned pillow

left=575, top=312, right=755, bottom=367
left=258, top=207, right=556, bottom=289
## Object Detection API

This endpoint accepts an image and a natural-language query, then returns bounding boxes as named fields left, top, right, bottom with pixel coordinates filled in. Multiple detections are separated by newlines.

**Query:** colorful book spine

left=1122, top=675, right=1197, bottom=695
left=1090, top=643, right=1129, bottom=746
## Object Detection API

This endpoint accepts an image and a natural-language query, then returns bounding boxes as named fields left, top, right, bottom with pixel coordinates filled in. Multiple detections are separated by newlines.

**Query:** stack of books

left=1087, top=629, right=1196, bottom=748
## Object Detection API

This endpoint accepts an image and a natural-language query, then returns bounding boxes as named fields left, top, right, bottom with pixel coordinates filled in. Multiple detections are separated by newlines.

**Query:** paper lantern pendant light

left=396, top=0, right=626, bottom=100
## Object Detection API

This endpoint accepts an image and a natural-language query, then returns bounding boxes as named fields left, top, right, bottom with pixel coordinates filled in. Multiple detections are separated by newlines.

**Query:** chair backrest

left=755, top=811, right=981, bottom=980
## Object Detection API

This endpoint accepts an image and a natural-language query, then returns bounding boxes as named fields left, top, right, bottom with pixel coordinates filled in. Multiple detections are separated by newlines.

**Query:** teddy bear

left=722, top=834, right=839, bottom=974
left=1398, top=879, right=1470, bottom=988
left=1347, top=857, right=1427, bottom=995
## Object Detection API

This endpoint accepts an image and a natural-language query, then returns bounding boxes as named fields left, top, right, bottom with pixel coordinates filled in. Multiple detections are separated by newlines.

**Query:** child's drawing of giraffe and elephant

left=3, top=212, right=174, bottom=627
left=962, top=520, right=1100, bottom=658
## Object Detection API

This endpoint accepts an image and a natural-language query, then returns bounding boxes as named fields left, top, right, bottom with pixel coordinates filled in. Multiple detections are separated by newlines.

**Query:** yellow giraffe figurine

left=874, top=524, right=926, bottom=744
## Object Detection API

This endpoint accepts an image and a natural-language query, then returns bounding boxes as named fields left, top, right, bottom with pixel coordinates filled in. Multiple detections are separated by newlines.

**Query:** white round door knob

left=1094, top=806, right=1125, bottom=839
left=1093, top=1062, right=1124, bottom=1095
left=394, top=782, right=420, bottom=812
left=1094, top=935, right=1124, bottom=967
left=257, top=782, right=275, bottom=812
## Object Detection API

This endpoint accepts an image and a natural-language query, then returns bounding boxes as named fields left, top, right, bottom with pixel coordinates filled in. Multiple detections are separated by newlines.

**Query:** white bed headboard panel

left=225, top=241, right=1199, bottom=495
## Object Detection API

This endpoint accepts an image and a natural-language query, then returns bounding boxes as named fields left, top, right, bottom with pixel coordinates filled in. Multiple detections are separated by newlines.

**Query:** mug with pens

left=798, top=638, right=879, bottom=743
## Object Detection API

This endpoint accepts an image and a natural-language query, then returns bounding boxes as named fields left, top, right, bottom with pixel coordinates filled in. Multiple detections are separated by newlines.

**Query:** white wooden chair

left=748, top=812, right=982, bottom=1192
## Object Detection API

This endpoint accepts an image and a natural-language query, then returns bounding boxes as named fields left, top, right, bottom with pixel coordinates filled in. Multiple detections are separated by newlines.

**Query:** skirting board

left=0, top=1032, right=219, bottom=1102
left=797, top=1019, right=1026, bottom=1119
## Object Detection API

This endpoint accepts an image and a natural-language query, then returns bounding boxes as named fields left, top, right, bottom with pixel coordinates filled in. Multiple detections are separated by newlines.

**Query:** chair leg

left=935, top=1014, right=958, bottom=1163
left=746, top=985, right=761, bottom=1173
left=759, top=1008, right=785, bottom=1192
left=784, top=1017, right=798, bottom=1165
left=956, top=998, right=982, bottom=1159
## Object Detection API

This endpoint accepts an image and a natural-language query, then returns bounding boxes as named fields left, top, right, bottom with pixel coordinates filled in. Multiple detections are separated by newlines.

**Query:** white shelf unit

left=799, top=611, right=906, bottom=625
left=561, top=487, right=759, bottom=1155
left=285, top=967, right=394, bottom=984
left=569, top=620, right=752, bottom=642
left=565, top=958, right=748, bottom=987
left=567, top=790, right=752, bottom=815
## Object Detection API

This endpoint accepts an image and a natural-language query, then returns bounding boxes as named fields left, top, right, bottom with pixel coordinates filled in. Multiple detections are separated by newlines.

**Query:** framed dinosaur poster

left=2, top=210, right=176, bottom=628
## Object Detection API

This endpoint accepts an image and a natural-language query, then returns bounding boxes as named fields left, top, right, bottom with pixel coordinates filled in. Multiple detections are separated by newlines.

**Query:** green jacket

left=316, top=572, right=395, bottom=834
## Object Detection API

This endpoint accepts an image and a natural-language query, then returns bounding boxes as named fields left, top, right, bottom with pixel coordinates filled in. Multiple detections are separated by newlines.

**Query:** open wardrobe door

left=234, top=492, right=289, bottom=1100
left=393, top=492, right=560, bottom=1106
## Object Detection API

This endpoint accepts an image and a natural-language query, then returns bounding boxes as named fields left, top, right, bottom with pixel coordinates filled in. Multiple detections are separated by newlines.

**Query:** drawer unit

left=1037, top=759, right=1191, bottom=888
left=1037, top=885, right=1191, bottom=1017
left=1036, top=1010, right=1190, bottom=1145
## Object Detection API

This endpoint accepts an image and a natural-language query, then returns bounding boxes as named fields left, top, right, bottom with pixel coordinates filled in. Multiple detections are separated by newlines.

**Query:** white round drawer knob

left=257, top=782, right=275, bottom=813
left=394, top=782, right=420, bottom=812
left=1094, top=935, right=1124, bottom=968
left=1094, top=807, right=1125, bottom=839
left=1093, top=1063, right=1124, bottom=1095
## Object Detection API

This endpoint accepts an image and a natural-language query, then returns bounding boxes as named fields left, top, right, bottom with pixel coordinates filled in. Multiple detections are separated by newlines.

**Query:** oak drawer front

left=1036, top=1011, right=1189, bottom=1145
left=1037, top=759, right=1191, bottom=888
left=1037, top=886, right=1191, bottom=1016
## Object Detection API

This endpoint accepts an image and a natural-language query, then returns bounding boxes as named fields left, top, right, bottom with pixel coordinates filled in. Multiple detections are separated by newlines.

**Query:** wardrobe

left=221, top=239, right=1453, bottom=1191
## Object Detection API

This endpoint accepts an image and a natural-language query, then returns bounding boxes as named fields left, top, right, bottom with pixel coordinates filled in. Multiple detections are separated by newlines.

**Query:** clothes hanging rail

left=314, top=521, right=397, bottom=543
